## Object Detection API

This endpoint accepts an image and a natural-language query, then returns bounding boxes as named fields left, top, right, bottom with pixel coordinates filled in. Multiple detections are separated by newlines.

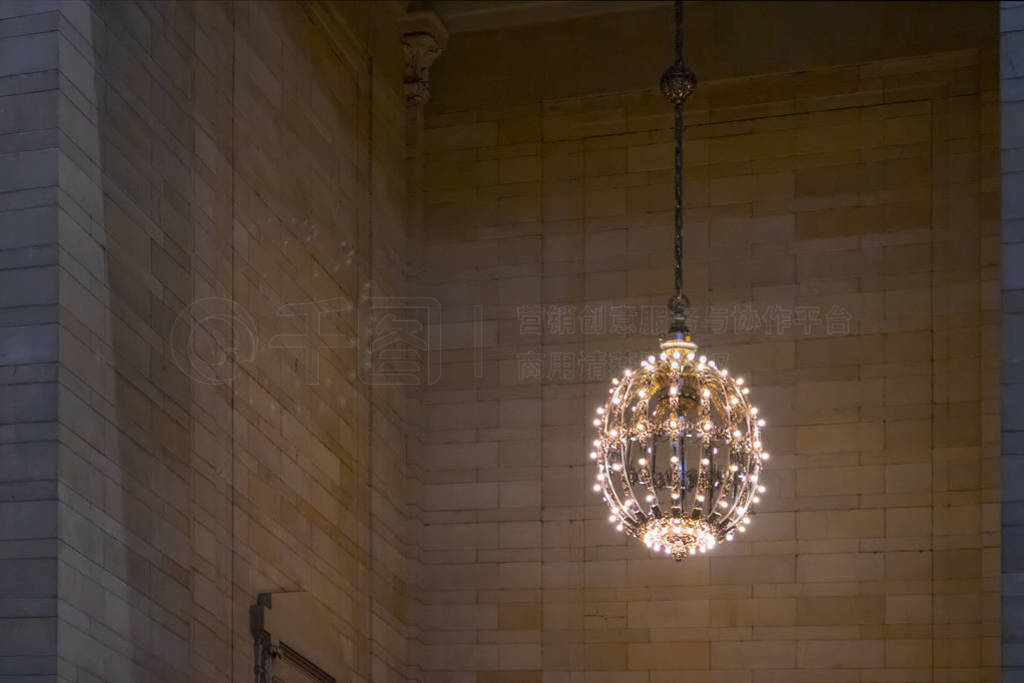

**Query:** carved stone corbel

left=400, top=11, right=448, bottom=105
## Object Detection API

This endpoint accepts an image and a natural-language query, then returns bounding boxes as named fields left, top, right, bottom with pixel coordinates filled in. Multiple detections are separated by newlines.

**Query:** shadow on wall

left=56, top=1, right=199, bottom=679
left=55, top=1, right=408, bottom=681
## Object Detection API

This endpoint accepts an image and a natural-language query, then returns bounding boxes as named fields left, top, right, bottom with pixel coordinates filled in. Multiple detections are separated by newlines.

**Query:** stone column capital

left=400, top=10, right=448, bottom=105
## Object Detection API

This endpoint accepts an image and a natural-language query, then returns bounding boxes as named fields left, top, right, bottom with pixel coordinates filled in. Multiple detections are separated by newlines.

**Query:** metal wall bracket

left=250, top=593, right=279, bottom=683
left=249, top=592, right=339, bottom=683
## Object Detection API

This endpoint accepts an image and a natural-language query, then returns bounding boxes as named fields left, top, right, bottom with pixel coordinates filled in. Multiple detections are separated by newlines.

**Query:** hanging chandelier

left=590, top=0, right=768, bottom=561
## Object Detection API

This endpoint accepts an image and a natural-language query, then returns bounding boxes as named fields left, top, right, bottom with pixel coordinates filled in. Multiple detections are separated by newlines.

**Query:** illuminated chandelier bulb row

left=591, top=340, right=766, bottom=560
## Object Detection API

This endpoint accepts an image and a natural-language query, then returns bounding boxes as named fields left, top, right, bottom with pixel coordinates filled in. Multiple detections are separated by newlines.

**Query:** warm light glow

left=591, top=339, right=765, bottom=561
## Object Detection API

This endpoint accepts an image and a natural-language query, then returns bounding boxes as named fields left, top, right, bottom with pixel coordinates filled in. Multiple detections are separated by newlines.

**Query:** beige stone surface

left=27, top=0, right=1005, bottom=680
left=48, top=1, right=413, bottom=681
left=413, top=16, right=1001, bottom=683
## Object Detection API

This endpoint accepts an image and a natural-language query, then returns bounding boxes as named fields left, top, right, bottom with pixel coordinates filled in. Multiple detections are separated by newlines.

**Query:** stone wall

left=0, top=3, right=62, bottom=678
left=414, top=12, right=1001, bottom=683
left=1002, top=0, right=1024, bottom=675
left=0, top=1, right=412, bottom=681
left=0, top=1, right=1009, bottom=681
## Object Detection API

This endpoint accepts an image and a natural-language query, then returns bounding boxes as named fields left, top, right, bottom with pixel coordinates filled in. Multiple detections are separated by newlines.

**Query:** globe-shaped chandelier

left=590, top=339, right=768, bottom=560
left=590, top=0, right=768, bottom=561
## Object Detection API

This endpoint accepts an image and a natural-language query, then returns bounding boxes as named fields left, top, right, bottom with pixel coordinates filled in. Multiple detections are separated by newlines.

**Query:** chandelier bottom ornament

left=640, top=517, right=717, bottom=560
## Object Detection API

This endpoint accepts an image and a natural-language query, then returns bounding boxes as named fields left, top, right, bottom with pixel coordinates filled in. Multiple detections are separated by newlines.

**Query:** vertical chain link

left=673, top=0, right=684, bottom=301
left=674, top=104, right=683, bottom=299
left=674, top=0, right=682, bottom=60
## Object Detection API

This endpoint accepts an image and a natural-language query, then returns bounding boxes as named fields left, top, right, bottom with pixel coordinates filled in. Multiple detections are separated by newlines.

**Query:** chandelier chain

left=665, top=0, right=690, bottom=333
left=673, top=0, right=683, bottom=300
left=674, top=103, right=683, bottom=300
left=674, top=0, right=682, bottom=61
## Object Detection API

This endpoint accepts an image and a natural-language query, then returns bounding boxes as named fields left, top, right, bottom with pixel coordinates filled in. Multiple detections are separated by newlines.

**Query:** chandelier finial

left=659, top=0, right=695, bottom=107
